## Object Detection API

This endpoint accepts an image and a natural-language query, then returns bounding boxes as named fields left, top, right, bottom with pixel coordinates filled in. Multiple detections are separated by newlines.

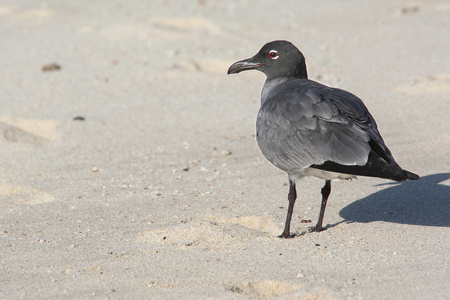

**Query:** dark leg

left=278, top=179, right=297, bottom=238
left=312, top=180, right=331, bottom=232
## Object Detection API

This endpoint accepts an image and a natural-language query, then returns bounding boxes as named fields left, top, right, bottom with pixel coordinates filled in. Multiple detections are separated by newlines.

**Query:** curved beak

left=227, top=57, right=263, bottom=75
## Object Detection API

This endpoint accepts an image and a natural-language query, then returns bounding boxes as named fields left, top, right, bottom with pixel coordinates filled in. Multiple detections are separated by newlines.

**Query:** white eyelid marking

left=269, top=50, right=279, bottom=60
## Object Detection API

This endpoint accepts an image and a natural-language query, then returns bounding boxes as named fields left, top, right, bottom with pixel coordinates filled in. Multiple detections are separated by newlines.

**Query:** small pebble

left=166, top=49, right=180, bottom=57
left=221, top=149, right=232, bottom=156
left=42, top=63, right=61, bottom=72
left=401, top=6, right=419, bottom=14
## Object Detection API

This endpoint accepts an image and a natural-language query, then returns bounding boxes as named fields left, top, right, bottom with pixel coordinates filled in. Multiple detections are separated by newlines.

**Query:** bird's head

left=227, top=40, right=308, bottom=80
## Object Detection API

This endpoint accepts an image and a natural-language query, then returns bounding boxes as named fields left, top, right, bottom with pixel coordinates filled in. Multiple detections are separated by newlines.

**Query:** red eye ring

left=268, top=50, right=279, bottom=59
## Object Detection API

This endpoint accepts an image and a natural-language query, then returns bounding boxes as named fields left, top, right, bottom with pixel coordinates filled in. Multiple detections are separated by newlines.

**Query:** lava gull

left=227, top=40, right=419, bottom=238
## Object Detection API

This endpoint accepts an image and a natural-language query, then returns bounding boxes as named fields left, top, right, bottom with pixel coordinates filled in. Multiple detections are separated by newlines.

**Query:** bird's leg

left=279, top=179, right=297, bottom=238
left=312, top=180, right=331, bottom=232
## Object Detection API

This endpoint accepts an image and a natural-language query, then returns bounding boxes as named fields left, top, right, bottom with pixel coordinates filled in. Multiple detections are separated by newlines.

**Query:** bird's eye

left=268, top=50, right=279, bottom=60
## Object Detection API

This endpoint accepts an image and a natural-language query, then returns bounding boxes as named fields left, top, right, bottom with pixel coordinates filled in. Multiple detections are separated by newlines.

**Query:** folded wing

left=256, top=80, right=418, bottom=181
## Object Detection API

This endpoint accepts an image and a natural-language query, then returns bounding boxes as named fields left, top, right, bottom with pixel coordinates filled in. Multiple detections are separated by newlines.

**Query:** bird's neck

left=261, top=63, right=308, bottom=105
left=261, top=77, right=290, bottom=105
left=295, top=63, right=308, bottom=79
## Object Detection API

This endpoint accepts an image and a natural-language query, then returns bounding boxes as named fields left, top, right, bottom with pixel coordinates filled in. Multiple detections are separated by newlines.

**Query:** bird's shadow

left=338, top=173, right=450, bottom=227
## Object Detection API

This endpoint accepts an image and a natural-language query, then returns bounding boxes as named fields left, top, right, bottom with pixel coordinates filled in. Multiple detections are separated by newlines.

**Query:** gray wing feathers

left=324, top=87, right=396, bottom=161
left=256, top=82, right=374, bottom=175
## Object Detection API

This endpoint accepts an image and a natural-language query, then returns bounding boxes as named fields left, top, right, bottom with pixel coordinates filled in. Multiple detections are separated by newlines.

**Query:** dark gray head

left=227, top=40, right=308, bottom=80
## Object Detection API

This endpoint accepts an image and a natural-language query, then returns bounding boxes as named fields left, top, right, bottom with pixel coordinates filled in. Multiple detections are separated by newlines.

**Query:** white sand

left=1, top=1, right=449, bottom=299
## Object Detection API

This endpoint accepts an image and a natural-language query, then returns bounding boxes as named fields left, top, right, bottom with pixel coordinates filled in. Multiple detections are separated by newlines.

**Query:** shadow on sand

left=339, top=173, right=450, bottom=227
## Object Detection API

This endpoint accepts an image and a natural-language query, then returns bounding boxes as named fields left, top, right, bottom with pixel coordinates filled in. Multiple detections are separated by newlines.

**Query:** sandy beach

left=1, top=0, right=449, bottom=298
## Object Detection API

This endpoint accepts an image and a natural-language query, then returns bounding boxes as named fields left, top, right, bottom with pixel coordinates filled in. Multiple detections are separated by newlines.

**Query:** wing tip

left=404, top=170, right=420, bottom=181
left=392, top=170, right=420, bottom=182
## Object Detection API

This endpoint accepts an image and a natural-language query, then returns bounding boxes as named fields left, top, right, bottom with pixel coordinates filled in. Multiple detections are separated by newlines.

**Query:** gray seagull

left=227, top=40, right=419, bottom=238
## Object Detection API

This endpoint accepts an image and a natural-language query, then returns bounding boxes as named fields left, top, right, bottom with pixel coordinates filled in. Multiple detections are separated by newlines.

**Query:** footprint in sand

left=207, top=215, right=282, bottom=236
left=393, top=74, right=450, bottom=95
left=227, top=280, right=302, bottom=300
left=138, top=220, right=247, bottom=250
left=173, top=58, right=234, bottom=74
left=98, top=16, right=220, bottom=41
left=0, top=116, right=59, bottom=144
left=228, top=280, right=336, bottom=300
left=0, top=5, right=54, bottom=19
left=0, top=181, right=55, bottom=204
left=149, top=17, right=220, bottom=34
left=138, top=215, right=281, bottom=250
